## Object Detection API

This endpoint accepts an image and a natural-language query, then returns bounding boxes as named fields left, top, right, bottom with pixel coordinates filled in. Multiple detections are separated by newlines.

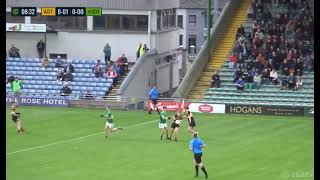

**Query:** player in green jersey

left=101, top=106, right=124, bottom=139
left=159, top=106, right=169, bottom=140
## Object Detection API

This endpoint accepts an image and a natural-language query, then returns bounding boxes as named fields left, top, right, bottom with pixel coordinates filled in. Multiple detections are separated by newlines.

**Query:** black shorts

left=194, top=153, right=202, bottom=164
left=189, top=121, right=196, bottom=127
left=171, top=123, right=180, bottom=129
left=12, top=118, right=19, bottom=123
left=151, top=99, right=157, bottom=105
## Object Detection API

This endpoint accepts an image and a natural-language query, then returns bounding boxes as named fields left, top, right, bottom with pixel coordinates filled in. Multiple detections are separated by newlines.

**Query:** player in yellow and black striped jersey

left=10, top=104, right=25, bottom=133
left=168, top=113, right=182, bottom=142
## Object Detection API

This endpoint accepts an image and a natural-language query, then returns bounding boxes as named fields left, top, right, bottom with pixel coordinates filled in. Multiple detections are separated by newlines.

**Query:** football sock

left=195, top=165, right=199, bottom=176
left=201, top=166, right=208, bottom=178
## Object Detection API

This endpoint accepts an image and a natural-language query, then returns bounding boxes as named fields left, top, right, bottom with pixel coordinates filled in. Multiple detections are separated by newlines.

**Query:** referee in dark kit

left=189, top=132, right=208, bottom=179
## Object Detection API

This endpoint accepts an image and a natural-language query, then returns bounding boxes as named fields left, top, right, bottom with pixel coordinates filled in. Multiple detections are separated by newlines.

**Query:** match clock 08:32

left=11, top=7, right=37, bottom=16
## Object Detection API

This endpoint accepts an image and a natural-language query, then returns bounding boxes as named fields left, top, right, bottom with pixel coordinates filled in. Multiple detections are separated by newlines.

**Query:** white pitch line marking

left=7, top=119, right=158, bottom=156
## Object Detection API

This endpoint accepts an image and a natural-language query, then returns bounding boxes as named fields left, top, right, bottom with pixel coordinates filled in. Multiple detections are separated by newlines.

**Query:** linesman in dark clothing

left=11, top=104, right=25, bottom=133
left=189, top=132, right=208, bottom=179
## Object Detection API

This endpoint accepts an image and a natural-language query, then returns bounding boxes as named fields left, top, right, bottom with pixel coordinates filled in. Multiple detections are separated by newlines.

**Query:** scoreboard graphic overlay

left=11, top=7, right=102, bottom=16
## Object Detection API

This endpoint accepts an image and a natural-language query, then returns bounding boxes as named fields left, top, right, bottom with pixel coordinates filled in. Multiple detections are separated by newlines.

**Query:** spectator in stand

left=106, top=66, right=118, bottom=87
left=60, top=83, right=72, bottom=96
left=245, top=70, right=254, bottom=90
left=7, top=73, right=15, bottom=90
left=228, top=53, right=237, bottom=68
left=256, top=53, right=266, bottom=71
left=57, top=69, right=65, bottom=81
left=36, top=40, right=45, bottom=59
left=8, top=45, right=20, bottom=58
left=235, top=77, right=245, bottom=93
left=287, top=72, right=297, bottom=90
left=106, top=60, right=113, bottom=72
left=261, top=68, right=270, bottom=84
left=236, top=24, right=245, bottom=38
left=64, top=61, right=75, bottom=73
left=84, top=90, right=94, bottom=100
left=211, top=71, right=221, bottom=88
left=280, top=76, right=289, bottom=90
left=41, top=56, right=49, bottom=69
left=116, top=54, right=128, bottom=75
left=92, top=60, right=103, bottom=81
left=113, top=63, right=121, bottom=76
left=103, top=43, right=111, bottom=64
left=253, top=73, right=261, bottom=89
left=269, top=69, right=279, bottom=85
left=55, top=56, right=65, bottom=68
left=237, top=53, right=245, bottom=69
left=64, top=71, right=73, bottom=82
left=280, top=59, right=289, bottom=76
left=234, top=68, right=243, bottom=83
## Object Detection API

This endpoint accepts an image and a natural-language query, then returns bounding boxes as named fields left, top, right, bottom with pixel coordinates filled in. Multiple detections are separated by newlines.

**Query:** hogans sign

left=226, top=105, right=305, bottom=116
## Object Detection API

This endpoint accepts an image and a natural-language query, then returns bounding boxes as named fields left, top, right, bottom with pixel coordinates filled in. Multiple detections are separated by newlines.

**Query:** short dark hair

left=193, top=132, right=198, bottom=138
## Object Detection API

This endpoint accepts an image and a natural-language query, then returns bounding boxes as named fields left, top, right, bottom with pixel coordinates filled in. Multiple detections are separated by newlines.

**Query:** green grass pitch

left=6, top=106, right=314, bottom=180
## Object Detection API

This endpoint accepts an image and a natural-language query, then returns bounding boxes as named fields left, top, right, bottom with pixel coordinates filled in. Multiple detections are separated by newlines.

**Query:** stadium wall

left=6, top=31, right=148, bottom=62
left=6, top=29, right=180, bottom=62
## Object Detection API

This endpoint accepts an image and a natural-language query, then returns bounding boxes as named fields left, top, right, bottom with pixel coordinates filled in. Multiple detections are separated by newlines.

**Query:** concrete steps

left=188, top=0, right=251, bottom=99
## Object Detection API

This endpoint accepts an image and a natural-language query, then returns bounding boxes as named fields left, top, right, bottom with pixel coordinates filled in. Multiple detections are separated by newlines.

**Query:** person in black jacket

left=60, top=83, right=72, bottom=96
left=211, top=71, right=221, bottom=88
left=36, top=40, right=45, bottom=59
left=234, top=68, right=243, bottom=83
left=64, top=62, right=75, bottom=73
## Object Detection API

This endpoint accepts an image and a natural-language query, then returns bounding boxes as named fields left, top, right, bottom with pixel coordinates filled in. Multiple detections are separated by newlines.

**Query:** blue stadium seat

left=29, top=89, right=36, bottom=94
left=29, top=71, right=36, bottom=76
left=8, top=57, right=13, bottom=61
left=49, top=90, right=56, bottom=94
left=80, top=60, right=87, bottom=64
left=80, top=87, right=87, bottom=91
left=42, top=90, right=49, bottom=94
left=32, top=85, right=39, bottom=89
left=86, top=87, right=93, bottom=91
left=83, top=64, right=91, bottom=68
left=93, top=87, right=99, bottom=91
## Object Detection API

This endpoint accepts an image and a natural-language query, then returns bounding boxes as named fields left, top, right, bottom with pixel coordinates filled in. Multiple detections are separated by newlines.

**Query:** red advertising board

left=148, top=100, right=190, bottom=112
